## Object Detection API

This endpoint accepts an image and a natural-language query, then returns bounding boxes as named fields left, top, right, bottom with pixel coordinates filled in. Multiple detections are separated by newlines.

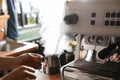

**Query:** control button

left=91, top=12, right=96, bottom=17
left=90, top=20, right=95, bottom=25
left=64, top=13, right=79, bottom=25
left=105, top=12, right=110, bottom=17
left=105, top=20, right=109, bottom=26
left=87, top=35, right=95, bottom=44
left=111, top=12, right=116, bottom=18
left=96, top=36, right=104, bottom=44
left=96, top=36, right=108, bottom=46
left=116, top=21, right=120, bottom=26
left=110, top=20, right=115, bottom=26
left=117, top=12, right=120, bottom=18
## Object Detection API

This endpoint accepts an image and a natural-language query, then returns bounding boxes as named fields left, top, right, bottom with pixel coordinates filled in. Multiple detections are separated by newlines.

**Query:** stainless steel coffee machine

left=61, top=0, right=120, bottom=80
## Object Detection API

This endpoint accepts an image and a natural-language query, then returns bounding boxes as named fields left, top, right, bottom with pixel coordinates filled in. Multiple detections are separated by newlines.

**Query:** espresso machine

left=61, top=0, right=120, bottom=80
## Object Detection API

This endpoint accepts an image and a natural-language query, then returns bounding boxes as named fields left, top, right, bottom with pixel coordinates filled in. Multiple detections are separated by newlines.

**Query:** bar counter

left=35, top=70, right=61, bottom=80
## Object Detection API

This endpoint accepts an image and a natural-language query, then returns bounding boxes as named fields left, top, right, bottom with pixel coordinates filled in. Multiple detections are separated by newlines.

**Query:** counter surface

left=35, top=70, right=61, bottom=80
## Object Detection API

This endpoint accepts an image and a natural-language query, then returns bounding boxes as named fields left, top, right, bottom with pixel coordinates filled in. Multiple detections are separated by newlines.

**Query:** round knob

left=64, top=13, right=79, bottom=25
left=96, top=36, right=105, bottom=44
left=87, top=35, right=95, bottom=44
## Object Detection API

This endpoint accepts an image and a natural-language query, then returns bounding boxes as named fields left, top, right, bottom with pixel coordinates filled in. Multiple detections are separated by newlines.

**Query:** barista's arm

left=0, top=56, right=18, bottom=70
left=0, top=53, right=43, bottom=71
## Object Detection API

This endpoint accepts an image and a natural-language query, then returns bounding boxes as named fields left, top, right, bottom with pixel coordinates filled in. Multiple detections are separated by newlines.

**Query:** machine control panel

left=64, top=0, right=120, bottom=36
left=104, top=10, right=120, bottom=26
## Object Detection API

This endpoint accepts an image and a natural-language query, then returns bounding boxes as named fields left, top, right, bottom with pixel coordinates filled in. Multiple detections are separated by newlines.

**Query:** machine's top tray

left=63, top=59, right=120, bottom=79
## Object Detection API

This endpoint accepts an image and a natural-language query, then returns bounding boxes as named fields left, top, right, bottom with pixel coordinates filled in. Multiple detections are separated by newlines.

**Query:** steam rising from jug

left=39, top=0, right=72, bottom=56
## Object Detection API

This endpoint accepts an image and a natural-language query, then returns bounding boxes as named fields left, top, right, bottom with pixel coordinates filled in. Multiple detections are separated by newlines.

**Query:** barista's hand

left=1, top=65, right=36, bottom=80
left=109, top=53, right=120, bottom=63
left=17, top=53, right=43, bottom=69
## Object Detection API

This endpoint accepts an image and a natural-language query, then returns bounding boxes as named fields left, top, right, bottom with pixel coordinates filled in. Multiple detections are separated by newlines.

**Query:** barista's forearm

left=0, top=57, right=18, bottom=70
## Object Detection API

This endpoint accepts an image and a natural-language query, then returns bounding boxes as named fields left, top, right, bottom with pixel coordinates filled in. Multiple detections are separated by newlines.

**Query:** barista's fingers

left=109, top=56, right=114, bottom=61
left=35, top=64, right=42, bottom=69
left=115, top=58, right=120, bottom=63
left=24, top=70, right=36, bottom=79
left=118, top=55, right=120, bottom=60
left=110, top=54, right=116, bottom=61
left=109, top=53, right=118, bottom=62
left=116, top=56, right=120, bottom=63
left=114, top=58, right=118, bottom=62
left=114, top=54, right=120, bottom=62
left=110, top=53, right=120, bottom=63
left=20, top=66, right=36, bottom=79
left=20, top=65, right=35, bottom=73
left=28, top=53, right=43, bottom=69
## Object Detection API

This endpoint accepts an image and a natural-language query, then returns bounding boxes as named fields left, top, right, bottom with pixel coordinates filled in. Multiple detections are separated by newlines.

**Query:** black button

left=110, top=20, right=115, bottom=26
left=105, top=20, right=109, bottom=26
left=117, top=12, right=120, bottom=18
left=116, top=21, right=120, bottom=26
left=91, top=12, right=96, bottom=17
left=105, top=12, right=110, bottom=17
left=111, top=12, right=116, bottom=18
left=90, top=20, right=95, bottom=25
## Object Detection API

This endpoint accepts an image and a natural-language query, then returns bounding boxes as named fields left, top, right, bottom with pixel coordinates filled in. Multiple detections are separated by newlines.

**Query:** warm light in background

left=0, top=0, right=2, bottom=5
